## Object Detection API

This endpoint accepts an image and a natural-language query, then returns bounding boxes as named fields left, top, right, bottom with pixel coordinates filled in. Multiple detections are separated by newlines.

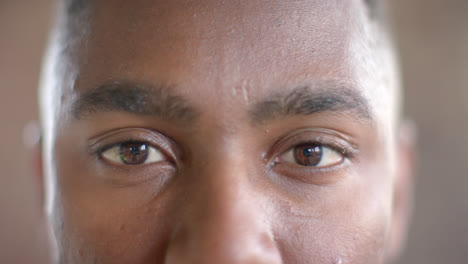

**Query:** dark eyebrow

left=249, top=84, right=372, bottom=124
left=72, top=81, right=198, bottom=123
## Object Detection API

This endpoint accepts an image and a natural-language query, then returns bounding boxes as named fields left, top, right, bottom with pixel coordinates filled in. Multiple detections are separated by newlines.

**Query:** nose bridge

left=164, top=144, right=282, bottom=263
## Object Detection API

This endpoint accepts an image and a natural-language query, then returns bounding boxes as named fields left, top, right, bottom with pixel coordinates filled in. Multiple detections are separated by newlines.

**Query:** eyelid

left=265, top=128, right=359, bottom=185
left=267, top=127, right=359, bottom=165
left=88, top=128, right=179, bottom=164
left=278, top=144, right=344, bottom=168
left=100, top=143, right=165, bottom=166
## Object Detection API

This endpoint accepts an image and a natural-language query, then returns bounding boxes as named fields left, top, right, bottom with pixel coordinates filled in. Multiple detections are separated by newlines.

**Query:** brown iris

left=294, top=143, right=323, bottom=166
left=119, top=142, right=149, bottom=165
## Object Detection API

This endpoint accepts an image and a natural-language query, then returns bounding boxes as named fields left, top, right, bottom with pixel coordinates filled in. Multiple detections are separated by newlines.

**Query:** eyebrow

left=72, top=81, right=198, bottom=123
left=73, top=81, right=372, bottom=126
left=249, top=84, right=372, bottom=124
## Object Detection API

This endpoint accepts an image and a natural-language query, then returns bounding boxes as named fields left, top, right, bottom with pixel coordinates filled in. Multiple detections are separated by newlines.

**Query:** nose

left=164, top=151, right=283, bottom=264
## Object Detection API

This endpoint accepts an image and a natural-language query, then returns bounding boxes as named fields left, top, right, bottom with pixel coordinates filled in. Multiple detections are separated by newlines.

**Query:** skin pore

left=39, top=0, right=413, bottom=263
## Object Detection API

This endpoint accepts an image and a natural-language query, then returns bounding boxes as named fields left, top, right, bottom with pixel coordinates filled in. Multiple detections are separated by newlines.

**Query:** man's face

left=41, top=0, right=408, bottom=263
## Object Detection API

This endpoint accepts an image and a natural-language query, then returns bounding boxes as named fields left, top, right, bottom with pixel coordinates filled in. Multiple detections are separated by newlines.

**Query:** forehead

left=51, top=0, right=396, bottom=129
left=72, top=0, right=367, bottom=92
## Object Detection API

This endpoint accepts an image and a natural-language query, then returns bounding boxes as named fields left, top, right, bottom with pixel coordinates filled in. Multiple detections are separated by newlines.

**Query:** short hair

left=64, top=0, right=384, bottom=22
left=65, top=0, right=89, bottom=15
left=364, top=0, right=377, bottom=18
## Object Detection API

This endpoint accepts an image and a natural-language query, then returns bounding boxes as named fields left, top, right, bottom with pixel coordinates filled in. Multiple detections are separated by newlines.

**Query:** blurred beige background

left=0, top=0, right=467, bottom=263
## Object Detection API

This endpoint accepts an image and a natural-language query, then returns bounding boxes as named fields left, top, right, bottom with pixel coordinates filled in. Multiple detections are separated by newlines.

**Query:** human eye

left=278, top=143, right=344, bottom=168
left=85, top=128, right=179, bottom=186
left=89, top=128, right=178, bottom=169
left=100, top=141, right=165, bottom=166
left=269, top=128, right=358, bottom=184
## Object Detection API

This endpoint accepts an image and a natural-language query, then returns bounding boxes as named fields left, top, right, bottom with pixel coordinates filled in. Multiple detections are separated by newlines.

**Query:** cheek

left=272, top=171, right=392, bottom=264
left=51, top=187, right=176, bottom=264
left=49, top=146, right=177, bottom=263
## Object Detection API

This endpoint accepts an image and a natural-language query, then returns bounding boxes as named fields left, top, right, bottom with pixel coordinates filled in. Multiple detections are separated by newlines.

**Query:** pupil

left=294, top=144, right=323, bottom=166
left=120, top=142, right=148, bottom=165
left=130, top=146, right=141, bottom=155
left=303, top=147, right=317, bottom=157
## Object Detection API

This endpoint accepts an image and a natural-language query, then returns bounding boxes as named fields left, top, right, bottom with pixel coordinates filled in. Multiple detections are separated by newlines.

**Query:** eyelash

left=100, top=139, right=167, bottom=154
left=275, top=138, right=354, bottom=158
left=88, top=129, right=178, bottom=166
left=274, top=141, right=349, bottom=165
left=97, top=140, right=146, bottom=155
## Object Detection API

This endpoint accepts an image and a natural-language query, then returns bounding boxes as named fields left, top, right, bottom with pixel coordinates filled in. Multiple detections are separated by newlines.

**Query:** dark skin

left=39, top=0, right=414, bottom=263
